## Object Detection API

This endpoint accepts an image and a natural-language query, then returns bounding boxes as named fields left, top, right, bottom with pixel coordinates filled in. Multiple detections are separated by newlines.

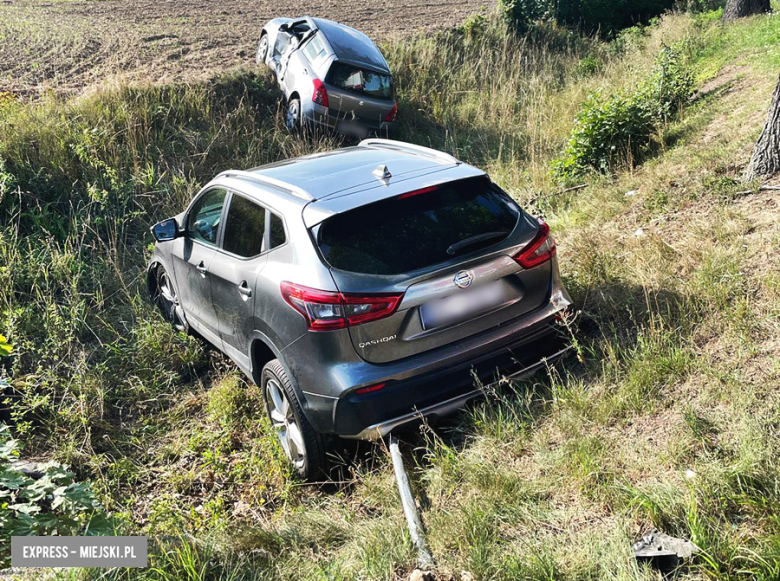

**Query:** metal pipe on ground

left=388, top=433, right=435, bottom=572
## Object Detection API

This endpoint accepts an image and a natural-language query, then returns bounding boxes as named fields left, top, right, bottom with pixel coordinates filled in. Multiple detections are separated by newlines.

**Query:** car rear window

left=325, top=62, right=393, bottom=99
left=316, top=177, right=521, bottom=275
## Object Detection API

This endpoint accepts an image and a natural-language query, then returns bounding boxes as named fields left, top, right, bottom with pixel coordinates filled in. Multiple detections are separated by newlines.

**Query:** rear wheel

left=262, top=359, right=326, bottom=480
left=285, top=97, right=301, bottom=132
left=256, top=33, right=269, bottom=65
left=151, top=264, right=188, bottom=333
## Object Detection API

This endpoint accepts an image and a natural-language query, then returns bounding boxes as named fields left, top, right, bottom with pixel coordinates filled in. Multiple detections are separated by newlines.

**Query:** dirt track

left=0, top=0, right=491, bottom=96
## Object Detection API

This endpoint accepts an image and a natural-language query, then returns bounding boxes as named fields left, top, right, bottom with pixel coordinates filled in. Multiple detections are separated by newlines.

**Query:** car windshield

left=325, top=61, right=393, bottom=99
left=316, top=177, right=521, bottom=275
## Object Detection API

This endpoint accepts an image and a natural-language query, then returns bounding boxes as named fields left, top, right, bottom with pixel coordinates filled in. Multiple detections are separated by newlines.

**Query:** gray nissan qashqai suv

left=148, top=139, right=574, bottom=479
left=256, top=16, right=396, bottom=137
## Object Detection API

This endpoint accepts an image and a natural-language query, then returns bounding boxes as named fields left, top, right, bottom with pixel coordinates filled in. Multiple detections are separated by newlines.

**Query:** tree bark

left=722, top=0, right=771, bottom=21
left=746, top=74, right=780, bottom=181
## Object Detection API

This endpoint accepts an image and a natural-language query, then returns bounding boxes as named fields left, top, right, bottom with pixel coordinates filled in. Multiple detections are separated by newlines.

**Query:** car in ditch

left=147, top=139, right=574, bottom=479
left=256, top=16, right=397, bottom=137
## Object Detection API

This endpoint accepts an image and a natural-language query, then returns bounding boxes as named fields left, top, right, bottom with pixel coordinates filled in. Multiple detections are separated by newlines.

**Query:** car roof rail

left=358, top=138, right=461, bottom=166
left=217, top=170, right=313, bottom=201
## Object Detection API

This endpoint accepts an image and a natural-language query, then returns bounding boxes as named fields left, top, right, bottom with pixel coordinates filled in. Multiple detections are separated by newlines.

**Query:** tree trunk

left=746, top=74, right=780, bottom=181
left=722, top=0, right=770, bottom=21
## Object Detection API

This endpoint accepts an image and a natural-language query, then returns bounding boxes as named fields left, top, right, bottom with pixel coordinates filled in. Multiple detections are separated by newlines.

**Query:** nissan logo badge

left=454, top=270, right=473, bottom=289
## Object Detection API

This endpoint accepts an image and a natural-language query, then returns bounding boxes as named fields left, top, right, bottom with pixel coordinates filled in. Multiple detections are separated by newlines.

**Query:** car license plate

left=337, top=120, right=368, bottom=138
left=420, top=281, right=507, bottom=330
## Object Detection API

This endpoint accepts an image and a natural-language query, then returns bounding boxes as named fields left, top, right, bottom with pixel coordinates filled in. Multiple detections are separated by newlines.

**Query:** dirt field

left=0, top=0, right=491, bottom=97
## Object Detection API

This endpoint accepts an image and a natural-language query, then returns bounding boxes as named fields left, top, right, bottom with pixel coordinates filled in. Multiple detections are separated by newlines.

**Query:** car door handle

left=237, top=281, right=252, bottom=298
left=196, top=261, right=208, bottom=277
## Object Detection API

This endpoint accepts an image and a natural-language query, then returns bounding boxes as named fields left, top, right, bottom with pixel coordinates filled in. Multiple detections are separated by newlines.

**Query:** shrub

left=552, top=43, right=694, bottom=179
left=0, top=426, right=114, bottom=565
left=499, top=0, right=675, bottom=36
left=575, top=54, right=602, bottom=75
left=551, top=91, right=654, bottom=177
left=459, top=11, right=489, bottom=38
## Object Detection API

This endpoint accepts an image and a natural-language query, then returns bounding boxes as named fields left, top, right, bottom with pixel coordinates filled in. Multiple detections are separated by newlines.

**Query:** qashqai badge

left=454, top=270, right=473, bottom=289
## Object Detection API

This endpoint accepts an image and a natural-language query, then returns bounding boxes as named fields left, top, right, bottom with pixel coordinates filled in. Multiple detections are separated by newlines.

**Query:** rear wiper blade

left=447, top=231, right=508, bottom=256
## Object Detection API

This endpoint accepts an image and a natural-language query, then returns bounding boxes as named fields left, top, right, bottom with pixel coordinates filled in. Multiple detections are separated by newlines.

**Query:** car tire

left=285, top=97, right=302, bottom=132
left=150, top=264, right=188, bottom=333
left=261, top=359, right=326, bottom=480
left=256, top=33, right=269, bottom=65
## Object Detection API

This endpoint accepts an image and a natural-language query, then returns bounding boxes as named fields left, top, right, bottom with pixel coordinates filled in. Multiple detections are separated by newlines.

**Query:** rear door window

left=316, top=177, right=521, bottom=275
left=325, top=62, right=393, bottom=99
left=269, top=213, right=286, bottom=249
left=223, top=194, right=266, bottom=258
left=302, top=35, right=326, bottom=63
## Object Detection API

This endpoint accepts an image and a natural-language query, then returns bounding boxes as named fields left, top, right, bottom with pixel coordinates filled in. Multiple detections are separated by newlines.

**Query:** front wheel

left=256, top=33, right=269, bottom=65
left=261, top=359, right=326, bottom=480
left=151, top=264, right=188, bottom=333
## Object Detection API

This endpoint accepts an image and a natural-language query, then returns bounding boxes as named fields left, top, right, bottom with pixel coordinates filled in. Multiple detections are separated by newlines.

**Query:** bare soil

left=0, top=0, right=490, bottom=97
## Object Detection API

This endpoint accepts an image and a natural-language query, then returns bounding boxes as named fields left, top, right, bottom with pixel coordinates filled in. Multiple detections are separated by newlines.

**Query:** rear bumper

left=302, top=102, right=391, bottom=136
left=345, top=333, right=573, bottom=440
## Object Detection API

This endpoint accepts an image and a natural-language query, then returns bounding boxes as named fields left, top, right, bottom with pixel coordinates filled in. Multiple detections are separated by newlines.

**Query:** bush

left=552, top=43, right=694, bottom=179
left=0, top=426, right=114, bottom=565
left=499, top=0, right=675, bottom=36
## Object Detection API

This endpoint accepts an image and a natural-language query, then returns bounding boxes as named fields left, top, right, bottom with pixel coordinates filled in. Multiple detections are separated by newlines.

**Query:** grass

left=2, top=7, right=780, bottom=580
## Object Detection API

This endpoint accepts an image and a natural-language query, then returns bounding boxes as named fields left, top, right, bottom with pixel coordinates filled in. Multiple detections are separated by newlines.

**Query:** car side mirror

left=152, top=218, right=179, bottom=242
left=279, top=23, right=290, bottom=32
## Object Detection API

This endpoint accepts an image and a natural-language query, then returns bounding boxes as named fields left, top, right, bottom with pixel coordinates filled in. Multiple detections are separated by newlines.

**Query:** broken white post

left=388, top=433, right=435, bottom=570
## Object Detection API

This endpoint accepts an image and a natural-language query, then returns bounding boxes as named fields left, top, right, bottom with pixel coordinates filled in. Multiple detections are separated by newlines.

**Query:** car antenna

left=372, top=164, right=392, bottom=182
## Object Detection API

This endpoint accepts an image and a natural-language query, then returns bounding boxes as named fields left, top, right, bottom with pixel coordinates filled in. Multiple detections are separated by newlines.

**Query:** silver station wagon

left=256, top=16, right=397, bottom=137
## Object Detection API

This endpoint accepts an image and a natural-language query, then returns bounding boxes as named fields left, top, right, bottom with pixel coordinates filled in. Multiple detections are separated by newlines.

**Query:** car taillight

left=513, top=219, right=557, bottom=269
left=312, top=79, right=329, bottom=107
left=384, top=102, right=397, bottom=122
left=281, top=281, right=403, bottom=331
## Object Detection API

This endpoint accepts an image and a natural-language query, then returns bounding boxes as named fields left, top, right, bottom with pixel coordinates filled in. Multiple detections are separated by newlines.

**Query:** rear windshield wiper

left=446, top=231, right=508, bottom=256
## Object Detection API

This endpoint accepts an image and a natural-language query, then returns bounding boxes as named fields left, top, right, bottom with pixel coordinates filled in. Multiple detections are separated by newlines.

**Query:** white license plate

left=420, top=281, right=507, bottom=330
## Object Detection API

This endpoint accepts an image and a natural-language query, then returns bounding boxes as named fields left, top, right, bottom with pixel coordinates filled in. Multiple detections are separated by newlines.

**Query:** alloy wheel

left=266, top=377, right=306, bottom=470
left=285, top=100, right=300, bottom=131
left=257, top=35, right=269, bottom=64
left=154, top=267, right=187, bottom=332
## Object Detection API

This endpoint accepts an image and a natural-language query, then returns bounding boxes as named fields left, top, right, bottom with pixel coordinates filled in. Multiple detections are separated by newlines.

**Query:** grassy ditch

left=1, top=9, right=780, bottom=580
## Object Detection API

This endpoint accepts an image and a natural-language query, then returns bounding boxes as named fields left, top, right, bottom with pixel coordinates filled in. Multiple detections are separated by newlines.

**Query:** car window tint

left=302, top=35, right=325, bottom=62
left=187, top=188, right=226, bottom=246
left=223, top=195, right=266, bottom=258
left=270, top=213, right=286, bottom=249
left=325, top=62, right=392, bottom=99
left=317, top=177, right=520, bottom=275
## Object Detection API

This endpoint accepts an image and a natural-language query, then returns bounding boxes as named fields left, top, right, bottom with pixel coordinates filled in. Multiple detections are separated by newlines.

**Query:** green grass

left=2, top=8, right=780, bottom=580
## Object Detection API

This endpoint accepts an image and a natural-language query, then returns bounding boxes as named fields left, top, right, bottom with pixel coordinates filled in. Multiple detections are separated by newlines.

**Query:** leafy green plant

left=459, top=10, right=489, bottom=38
left=552, top=42, right=694, bottom=179
left=499, top=0, right=675, bottom=36
left=0, top=334, right=10, bottom=358
left=0, top=426, right=114, bottom=565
